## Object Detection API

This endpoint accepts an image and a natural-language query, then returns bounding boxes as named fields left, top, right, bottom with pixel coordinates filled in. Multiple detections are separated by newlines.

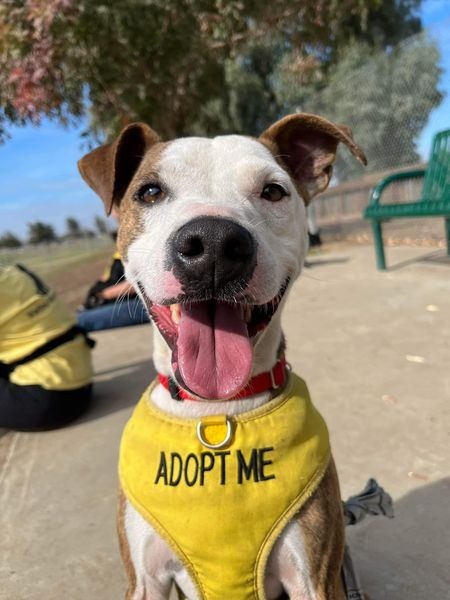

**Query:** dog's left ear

left=78, top=123, right=161, bottom=215
left=260, top=113, right=367, bottom=203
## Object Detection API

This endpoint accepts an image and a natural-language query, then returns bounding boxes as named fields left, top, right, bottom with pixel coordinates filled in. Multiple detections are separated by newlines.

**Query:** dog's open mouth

left=147, top=279, right=289, bottom=400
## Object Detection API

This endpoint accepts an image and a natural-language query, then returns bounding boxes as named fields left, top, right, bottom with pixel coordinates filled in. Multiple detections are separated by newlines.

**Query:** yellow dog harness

left=119, top=374, right=330, bottom=600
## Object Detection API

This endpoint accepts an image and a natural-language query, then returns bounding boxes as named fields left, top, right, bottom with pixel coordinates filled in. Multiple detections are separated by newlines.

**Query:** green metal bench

left=364, top=129, right=450, bottom=269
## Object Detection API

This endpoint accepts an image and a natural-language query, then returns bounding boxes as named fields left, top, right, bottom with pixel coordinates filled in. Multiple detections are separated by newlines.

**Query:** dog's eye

left=261, top=183, right=288, bottom=202
left=135, top=183, right=163, bottom=203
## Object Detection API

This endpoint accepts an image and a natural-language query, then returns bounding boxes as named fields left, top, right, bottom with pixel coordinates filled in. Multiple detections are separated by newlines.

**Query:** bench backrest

left=422, top=129, right=450, bottom=202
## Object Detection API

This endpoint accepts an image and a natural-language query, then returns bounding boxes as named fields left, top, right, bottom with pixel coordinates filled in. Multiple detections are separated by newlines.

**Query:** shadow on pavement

left=304, top=256, right=350, bottom=268
left=78, top=358, right=156, bottom=424
left=419, top=250, right=450, bottom=265
left=347, top=478, right=450, bottom=599
left=388, top=248, right=450, bottom=271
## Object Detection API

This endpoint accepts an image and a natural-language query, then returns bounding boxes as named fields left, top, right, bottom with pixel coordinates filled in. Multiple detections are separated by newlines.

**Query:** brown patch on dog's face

left=259, top=113, right=366, bottom=204
left=117, top=142, right=170, bottom=262
left=77, top=122, right=161, bottom=213
left=257, top=136, right=309, bottom=204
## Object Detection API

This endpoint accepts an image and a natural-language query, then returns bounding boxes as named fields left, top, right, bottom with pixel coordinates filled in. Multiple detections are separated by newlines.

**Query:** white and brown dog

left=79, top=114, right=366, bottom=600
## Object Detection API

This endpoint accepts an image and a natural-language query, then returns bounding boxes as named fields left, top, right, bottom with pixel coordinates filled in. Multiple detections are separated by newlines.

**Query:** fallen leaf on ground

left=407, top=471, right=429, bottom=481
left=426, top=305, right=439, bottom=312
left=382, top=394, right=397, bottom=405
left=406, top=355, right=426, bottom=363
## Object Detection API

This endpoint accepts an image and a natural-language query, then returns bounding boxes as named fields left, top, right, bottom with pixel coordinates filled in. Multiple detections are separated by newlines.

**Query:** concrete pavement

left=1, top=244, right=449, bottom=599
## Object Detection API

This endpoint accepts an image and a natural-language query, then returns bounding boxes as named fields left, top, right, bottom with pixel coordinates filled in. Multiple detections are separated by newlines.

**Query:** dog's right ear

left=78, top=123, right=161, bottom=215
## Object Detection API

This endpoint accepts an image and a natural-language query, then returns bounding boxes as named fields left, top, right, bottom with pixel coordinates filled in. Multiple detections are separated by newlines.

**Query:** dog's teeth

left=170, top=303, right=181, bottom=325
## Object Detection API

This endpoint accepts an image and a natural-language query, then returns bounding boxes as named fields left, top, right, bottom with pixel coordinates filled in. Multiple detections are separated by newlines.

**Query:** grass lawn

left=0, top=238, right=115, bottom=310
left=0, top=238, right=113, bottom=277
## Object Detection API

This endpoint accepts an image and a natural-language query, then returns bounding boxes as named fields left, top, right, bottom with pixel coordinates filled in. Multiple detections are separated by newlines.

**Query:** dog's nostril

left=225, top=234, right=253, bottom=260
left=178, top=236, right=204, bottom=258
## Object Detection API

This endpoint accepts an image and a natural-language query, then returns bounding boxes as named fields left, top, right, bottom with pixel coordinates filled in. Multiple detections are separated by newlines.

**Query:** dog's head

left=79, top=114, right=365, bottom=400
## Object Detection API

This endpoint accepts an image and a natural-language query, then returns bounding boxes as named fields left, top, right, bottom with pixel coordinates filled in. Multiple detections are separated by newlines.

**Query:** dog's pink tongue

left=177, top=302, right=252, bottom=399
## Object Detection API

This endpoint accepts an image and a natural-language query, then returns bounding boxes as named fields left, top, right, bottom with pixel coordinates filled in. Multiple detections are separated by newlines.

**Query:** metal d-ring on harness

left=195, top=361, right=291, bottom=450
left=196, top=416, right=233, bottom=450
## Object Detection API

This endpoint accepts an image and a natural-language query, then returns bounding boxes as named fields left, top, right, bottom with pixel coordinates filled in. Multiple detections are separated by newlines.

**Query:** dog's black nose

left=171, top=217, right=256, bottom=293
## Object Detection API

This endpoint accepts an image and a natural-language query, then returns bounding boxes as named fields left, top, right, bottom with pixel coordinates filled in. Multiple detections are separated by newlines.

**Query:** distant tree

left=0, top=0, right=420, bottom=142
left=0, top=231, right=22, bottom=248
left=28, top=221, right=58, bottom=245
left=191, top=1, right=424, bottom=137
left=278, top=35, right=443, bottom=178
left=190, top=42, right=284, bottom=137
left=94, top=215, right=109, bottom=236
left=196, top=30, right=440, bottom=181
left=65, top=216, right=83, bottom=239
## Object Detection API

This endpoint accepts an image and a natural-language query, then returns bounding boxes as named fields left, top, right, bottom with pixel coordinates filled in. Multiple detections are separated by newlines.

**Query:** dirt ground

left=317, top=214, right=446, bottom=248
left=49, top=216, right=448, bottom=310
left=46, top=251, right=113, bottom=311
left=1, top=241, right=449, bottom=600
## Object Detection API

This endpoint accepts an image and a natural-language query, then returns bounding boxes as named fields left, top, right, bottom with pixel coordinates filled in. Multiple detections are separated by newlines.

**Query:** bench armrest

left=369, top=169, right=426, bottom=206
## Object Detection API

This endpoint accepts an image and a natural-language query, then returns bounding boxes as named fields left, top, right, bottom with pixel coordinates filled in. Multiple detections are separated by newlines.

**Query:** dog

left=78, top=113, right=366, bottom=600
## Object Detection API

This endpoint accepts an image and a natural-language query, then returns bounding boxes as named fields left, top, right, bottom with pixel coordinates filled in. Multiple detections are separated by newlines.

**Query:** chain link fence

left=331, top=29, right=446, bottom=180
left=310, top=23, right=449, bottom=241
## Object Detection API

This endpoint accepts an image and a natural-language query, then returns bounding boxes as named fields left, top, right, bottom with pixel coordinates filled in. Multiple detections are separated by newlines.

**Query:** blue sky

left=417, top=0, right=450, bottom=156
left=0, top=120, right=100, bottom=238
left=1, top=0, right=450, bottom=239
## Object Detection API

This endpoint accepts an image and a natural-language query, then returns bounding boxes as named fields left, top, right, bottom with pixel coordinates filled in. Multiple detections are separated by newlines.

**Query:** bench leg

left=371, top=221, right=386, bottom=270
left=445, top=218, right=450, bottom=256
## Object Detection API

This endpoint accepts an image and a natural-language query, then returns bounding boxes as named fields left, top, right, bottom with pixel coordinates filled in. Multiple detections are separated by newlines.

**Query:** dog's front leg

left=267, top=460, right=346, bottom=600
left=118, top=492, right=195, bottom=600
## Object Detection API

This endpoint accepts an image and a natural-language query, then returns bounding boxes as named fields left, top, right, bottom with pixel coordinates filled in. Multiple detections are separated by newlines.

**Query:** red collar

left=157, top=356, right=289, bottom=401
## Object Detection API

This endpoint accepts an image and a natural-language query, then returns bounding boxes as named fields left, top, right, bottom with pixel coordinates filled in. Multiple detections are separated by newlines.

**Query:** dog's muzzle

left=170, top=217, right=257, bottom=295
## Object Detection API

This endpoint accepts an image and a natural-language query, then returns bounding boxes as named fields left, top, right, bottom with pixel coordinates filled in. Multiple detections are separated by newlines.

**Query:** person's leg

left=77, top=297, right=149, bottom=332
left=307, top=204, right=322, bottom=247
left=0, top=378, right=92, bottom=431
left=307, top=203, right=319, bottom=235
